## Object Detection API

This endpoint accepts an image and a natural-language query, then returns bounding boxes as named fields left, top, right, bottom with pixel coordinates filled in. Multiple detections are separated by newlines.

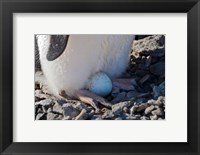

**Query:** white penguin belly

left=38, top=35, right=135, bottom=97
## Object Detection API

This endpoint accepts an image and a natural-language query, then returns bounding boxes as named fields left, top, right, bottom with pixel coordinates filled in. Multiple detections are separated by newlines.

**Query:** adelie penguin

left=36, top=35, right=135, bottom=111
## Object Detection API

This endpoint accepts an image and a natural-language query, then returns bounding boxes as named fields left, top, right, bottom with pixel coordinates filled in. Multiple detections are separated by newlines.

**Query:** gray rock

left=64, top=116, right=71, bottom=120
left=152, top=108, right=163, bottom=116
left=73, top=102, right=88, bottom=112
left=150, top=62, right=165, bottom=76
left=102, top=110, right=114, bottom=119
left=35, top=90, right=51, bottom=100
left=111, top=87, right=120, bottom=97
left=158, top=96, right=165, bottom=104
left=126, top=116, right=138, bottom=120
left=153, top=87, right=160, bottom=99
left=35, top=104, right=42, bottom=113
left=123, top=107, right=129, bottom=113
left=145, top=105, right=155, bottom=115
left=75, top=109, right=88, bottom=120
left=154, top=105, right=159, bottom=109
left=53, top=102, right=63, bottom=114
left=42, top=106, right=48, bottom=113
left=111, top=92, right=126, bottom=103
left=115, top=117, right=122, bottom=120
left=147, top=99, right=155, bottom=104
left=95, top=118, right=103, bottom=120
left=91, top=115, right=102, bottom=120
left=126, top=91, right=138, bottom=100
left=153, top=100, right=163, bottom=107
left=47, top=112, right=63, bottom=120
left=56, top=99, right=67, bottom=106
left=135, top=70, right=148, bottom=77
left=119, top=113, right=130, bottom=119
left=137, top=103, right=149, bottom=112
left=150, top=115, right=158, bottom=120
left=134, top=114, right=141, bottom=119
left=158, top=82, right=165, bottom=95
left=47, top=107, right=53, bottom=113
left=87, top=109, right=95, bottom=118
left=63, top=105, right=80, bottom=119
left=112, top=101, right=132, bottom=115
left=134, top=98, right=147, bottom=104
left=140, top=116, right=150, bottom=120
left=151, top=48, right=165, bottom=57
left=152, top=85, right=162, bottom=99
left=36, top=113, right=46, bottom=120
left=139, top=74, right=150, bottom=84
left=130, top=105, right=138, bottom=115
left=35, top=96, right=42, bottom=102
left=157, top=35, right=165, bottom=46
left=35, top=99, right=54, bottom=106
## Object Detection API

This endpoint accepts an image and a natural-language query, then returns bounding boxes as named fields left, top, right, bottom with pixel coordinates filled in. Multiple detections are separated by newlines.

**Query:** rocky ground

left=35, top=35, right=165, bottom=120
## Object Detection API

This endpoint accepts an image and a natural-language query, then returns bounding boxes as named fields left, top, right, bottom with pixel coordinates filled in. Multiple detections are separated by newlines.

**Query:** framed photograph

left=0, top=0, right=199, bottom=154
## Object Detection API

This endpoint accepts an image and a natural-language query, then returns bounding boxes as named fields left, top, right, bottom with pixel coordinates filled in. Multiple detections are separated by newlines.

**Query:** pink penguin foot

left=74, top=89, right=112, bottom=112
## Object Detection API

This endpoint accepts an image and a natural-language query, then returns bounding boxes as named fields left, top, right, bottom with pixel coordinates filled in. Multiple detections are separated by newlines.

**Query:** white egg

left=88, top=72, right=112, bottom=97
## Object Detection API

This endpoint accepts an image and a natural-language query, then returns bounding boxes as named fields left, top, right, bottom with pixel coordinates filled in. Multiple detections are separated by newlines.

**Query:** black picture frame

left=0, top=0, right=200, bottom=154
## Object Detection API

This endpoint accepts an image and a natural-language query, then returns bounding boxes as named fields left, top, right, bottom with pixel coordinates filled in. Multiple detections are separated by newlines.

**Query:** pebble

left=130, top=105, right=138, bottom=115
left=73, top=102, right=89, bottom=112
left=151, top=48, right=165, bottom=57
left=144, top=105, right=155, bottom=115
left=140, top=74, right=150, bottom=84
left=158, top=82, right=165, bottom=95
left=152, top=85, right=161, bottom=99
left=35, top=99, right=54, bottom=106
left=123, top=107, right=129, bottom=113
left=137, top=103, right=149, bottom=112
left=63, top=105, right=80, bottom=120
left=153, top=100, right=163, bottom=107
left=56, top=99, right=67, bottom=106
left=75, top=109, right=88, bottom=120
left=150, top=62, right=165, bottom=76
left=53, top=102, right=63, bottom=114
left=112, top=101, right=132, bottom=115
left=150, top=115, right=158, bottom=120
left=115, top=117, right=122, bottom=120
left=111, top=92, right=126, bottom=103
left=126, top=91, right=138, bottom=99
left=151, top=108, right=163, bottom=116
left=134, top=98, right=147, bottom=104
left=140, top=116, right=150, bottom=120
left=102, top=110, right=115, bottom=119
left=158, top=96, right=165, bottom=104
left=126, top=116, right=138, bottom=120
left=111, top=87, right=120, bottom=97
left=95, top=118, right=103, bottom=120
left=47, top=112, right=63, bottom=120
left=36, top=113, right=46, bottom=120
left=147, top=99, right=155, bottom=104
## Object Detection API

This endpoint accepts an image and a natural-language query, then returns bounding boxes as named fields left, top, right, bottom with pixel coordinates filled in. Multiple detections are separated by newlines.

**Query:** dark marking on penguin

left=47, top=35, right=69, bottom=61
left=35, top=35, right=41, bottom=71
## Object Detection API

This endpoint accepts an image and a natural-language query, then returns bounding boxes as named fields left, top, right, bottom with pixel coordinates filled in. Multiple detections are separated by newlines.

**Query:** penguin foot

left=74, top=90, right=112, bottom=112
left=112, top=78, right=136, bottom=91
left=59, top=90, right=73, bottom=100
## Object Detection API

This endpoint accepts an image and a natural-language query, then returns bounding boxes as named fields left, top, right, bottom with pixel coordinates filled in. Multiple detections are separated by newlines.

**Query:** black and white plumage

left=36, top=35, right=135, bottom=100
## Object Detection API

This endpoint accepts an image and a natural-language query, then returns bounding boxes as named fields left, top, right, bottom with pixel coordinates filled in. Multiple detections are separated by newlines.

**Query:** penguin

left=36, top=35, right=135, bottom=110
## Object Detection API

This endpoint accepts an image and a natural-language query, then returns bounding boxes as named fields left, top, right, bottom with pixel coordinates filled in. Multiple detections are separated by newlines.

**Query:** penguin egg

left=88, top=72, right=112, bottom=97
